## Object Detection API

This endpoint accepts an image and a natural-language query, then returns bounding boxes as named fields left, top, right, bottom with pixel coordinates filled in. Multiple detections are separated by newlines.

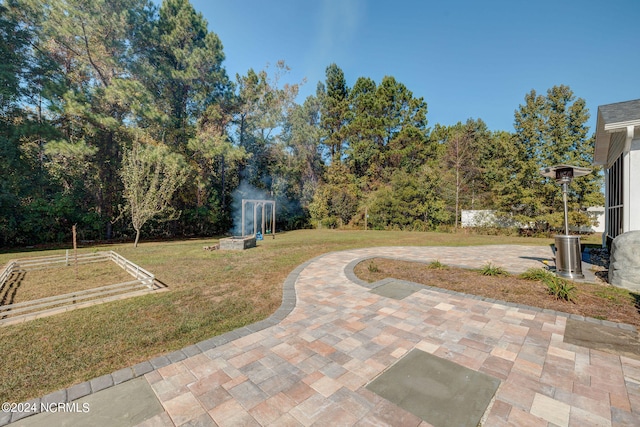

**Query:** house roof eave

left=594, top=109, right=610, bottom=166
left=594, top=99, right=640, bottom=167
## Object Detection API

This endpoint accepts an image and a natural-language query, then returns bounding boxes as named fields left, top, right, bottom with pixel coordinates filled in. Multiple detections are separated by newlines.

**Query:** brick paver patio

left=6, top=245, right=640, bottom=426
left=138, top=246, right=640, bottom=426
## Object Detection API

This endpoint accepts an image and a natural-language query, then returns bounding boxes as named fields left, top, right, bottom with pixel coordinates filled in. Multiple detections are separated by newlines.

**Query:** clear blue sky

left=158, top=0, right=640, bottom=133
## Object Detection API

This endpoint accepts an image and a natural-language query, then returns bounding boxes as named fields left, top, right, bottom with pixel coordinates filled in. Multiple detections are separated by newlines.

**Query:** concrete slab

left=366, top=348, right=501, bottom=427
left=12, top=378, right=164, bottom=427
left=564, top=318, right=640, bottom=358
left=369, top=280, right=418, bottom=300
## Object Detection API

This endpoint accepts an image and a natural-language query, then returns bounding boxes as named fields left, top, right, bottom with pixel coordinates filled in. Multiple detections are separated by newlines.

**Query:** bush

left=366, top=170, right=449, bottom=231
left=411, top=220, right=429, bottom=232
left=520, top=268, right=555, bottom=281
left=427, top=260, right=447, bottom=270
left=520, top=268, right=575, bottom=302
left=321, top=217, right=339, bottom=229
left=367, top=261, right=380, bottom=273
left=480, top=262, right=508, bottom=276
left=467, top=226, right=520, bottom=237
left=544, top=276, right=576, bottom=302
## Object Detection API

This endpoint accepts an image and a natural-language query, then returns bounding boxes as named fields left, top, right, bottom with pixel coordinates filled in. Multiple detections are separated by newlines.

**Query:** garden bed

left=0, top=251, right=161, bottom=325
left=355, top=258, right=640, bottom=327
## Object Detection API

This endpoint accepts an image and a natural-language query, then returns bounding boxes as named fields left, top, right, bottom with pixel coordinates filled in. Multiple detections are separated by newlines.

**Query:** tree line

left=0, top=0, right=603, bottom=247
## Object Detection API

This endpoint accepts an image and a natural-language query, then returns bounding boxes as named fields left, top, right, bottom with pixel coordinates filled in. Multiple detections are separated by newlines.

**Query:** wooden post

left=365, top=207, right=368, bottom=231
left=241, top=200, right=246, bottom=236
left=72, top=224, right=78, bottom=280
left=253, top=203, right=258, bottom=236
left=272, top=201, right=276, bottom=239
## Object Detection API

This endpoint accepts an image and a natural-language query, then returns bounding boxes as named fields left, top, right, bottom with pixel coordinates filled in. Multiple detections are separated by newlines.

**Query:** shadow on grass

left=153, top=278, right=170, bottom=289
left=0, top=271, right=25, bottom=316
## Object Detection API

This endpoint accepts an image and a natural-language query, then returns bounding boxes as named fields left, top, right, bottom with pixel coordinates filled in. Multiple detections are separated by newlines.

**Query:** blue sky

left=159, top=0, right=640, bottom=133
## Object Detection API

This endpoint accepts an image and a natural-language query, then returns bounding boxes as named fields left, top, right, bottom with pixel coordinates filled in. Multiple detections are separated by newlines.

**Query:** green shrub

left=367, top=261, right=379, bottom=273
left=545, top=275, right=576, bottom=302
left=427, top=260, right=447, bottom=270
left=520, top=268, right=576, bottom=302
left=321, top=216, right=339, bottom=229
left=480, top=262, right=508, bottom=276
left=520, top=268, right=555, bottom=281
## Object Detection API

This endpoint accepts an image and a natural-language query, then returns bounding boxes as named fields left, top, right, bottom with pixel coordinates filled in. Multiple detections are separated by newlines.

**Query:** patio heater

left=540, top=164, right=591, bottom=279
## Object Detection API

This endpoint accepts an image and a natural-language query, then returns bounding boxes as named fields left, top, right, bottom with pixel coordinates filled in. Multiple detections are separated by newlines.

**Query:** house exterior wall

left=594, top=100, right=640, bottom=246
left=607, top=136, right=640, bottom=246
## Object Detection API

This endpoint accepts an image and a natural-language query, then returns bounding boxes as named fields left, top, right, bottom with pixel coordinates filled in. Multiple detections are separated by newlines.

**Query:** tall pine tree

left=510, top=85, right=603, bottom=230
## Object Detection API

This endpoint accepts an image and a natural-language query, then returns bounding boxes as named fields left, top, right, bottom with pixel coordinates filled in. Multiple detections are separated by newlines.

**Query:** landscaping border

left=0, top=251, right=158, bottom=326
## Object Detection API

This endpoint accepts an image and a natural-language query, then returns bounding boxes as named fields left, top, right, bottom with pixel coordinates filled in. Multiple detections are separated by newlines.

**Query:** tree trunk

left=98, top=130, right=118, bottom=240
left=239, top=115, right=246, bottom=146
left=220, top=154, right=226, bottom=210
left=455, top=167, right=460, bottom=230
left=454, top=138, right=460, bottom=230
left=134, top=228, right=140, bottom=248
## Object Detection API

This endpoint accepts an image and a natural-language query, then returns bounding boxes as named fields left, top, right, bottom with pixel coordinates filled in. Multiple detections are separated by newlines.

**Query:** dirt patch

left=354, top=258, right=640, bottom=328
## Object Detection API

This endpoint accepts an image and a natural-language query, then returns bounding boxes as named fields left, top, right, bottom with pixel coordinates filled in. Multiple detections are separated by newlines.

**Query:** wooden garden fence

left=0, top=251, right=157, bottom=325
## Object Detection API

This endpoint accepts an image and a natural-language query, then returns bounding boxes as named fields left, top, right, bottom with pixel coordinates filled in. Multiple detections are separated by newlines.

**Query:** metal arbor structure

left=241, top=199, right=276, bottom=238
left=540, top=164, right=592, bottom=279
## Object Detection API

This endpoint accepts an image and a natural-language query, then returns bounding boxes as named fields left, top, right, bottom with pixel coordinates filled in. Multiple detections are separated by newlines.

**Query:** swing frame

left=241, top=199, right=276, bottom=238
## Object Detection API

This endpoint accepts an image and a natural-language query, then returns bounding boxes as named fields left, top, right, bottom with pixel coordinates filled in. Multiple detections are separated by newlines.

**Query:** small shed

left=594, top=99, right=640, bottom=246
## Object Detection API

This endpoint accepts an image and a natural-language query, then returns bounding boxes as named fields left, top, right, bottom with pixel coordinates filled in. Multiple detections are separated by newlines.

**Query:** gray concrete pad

left=369, top=280, right=418, bottom=300
left=564, top=318, right=640, bottom=359
left=366, top=349, right=501, bottom=427
left=12, top=378, right=163, bottom=427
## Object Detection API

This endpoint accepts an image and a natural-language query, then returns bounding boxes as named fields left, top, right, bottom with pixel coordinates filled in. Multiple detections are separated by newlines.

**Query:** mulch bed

left=354, top=258, right=640, bottom=328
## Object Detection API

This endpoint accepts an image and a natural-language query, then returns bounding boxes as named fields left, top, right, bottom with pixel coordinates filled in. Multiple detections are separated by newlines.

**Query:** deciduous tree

left=433, top=119, right=491, bottom=228
left=120, top=139, right=190, bottom=247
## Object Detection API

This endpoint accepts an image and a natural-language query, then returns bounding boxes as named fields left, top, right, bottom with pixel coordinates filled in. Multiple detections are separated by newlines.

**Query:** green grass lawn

left=0, top=229, right=589, bottom=402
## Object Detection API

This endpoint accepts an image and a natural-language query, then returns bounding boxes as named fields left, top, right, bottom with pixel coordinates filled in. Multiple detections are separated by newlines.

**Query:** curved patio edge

left=344, top=254, right=636, bottom=332
left=2, top=252, right=329, bottom=426
left=3, top=245, right=635, bottom=425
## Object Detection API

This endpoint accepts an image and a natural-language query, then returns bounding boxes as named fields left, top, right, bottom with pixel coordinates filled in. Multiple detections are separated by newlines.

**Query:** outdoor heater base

left=554, top=235, right=584, bottom=280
